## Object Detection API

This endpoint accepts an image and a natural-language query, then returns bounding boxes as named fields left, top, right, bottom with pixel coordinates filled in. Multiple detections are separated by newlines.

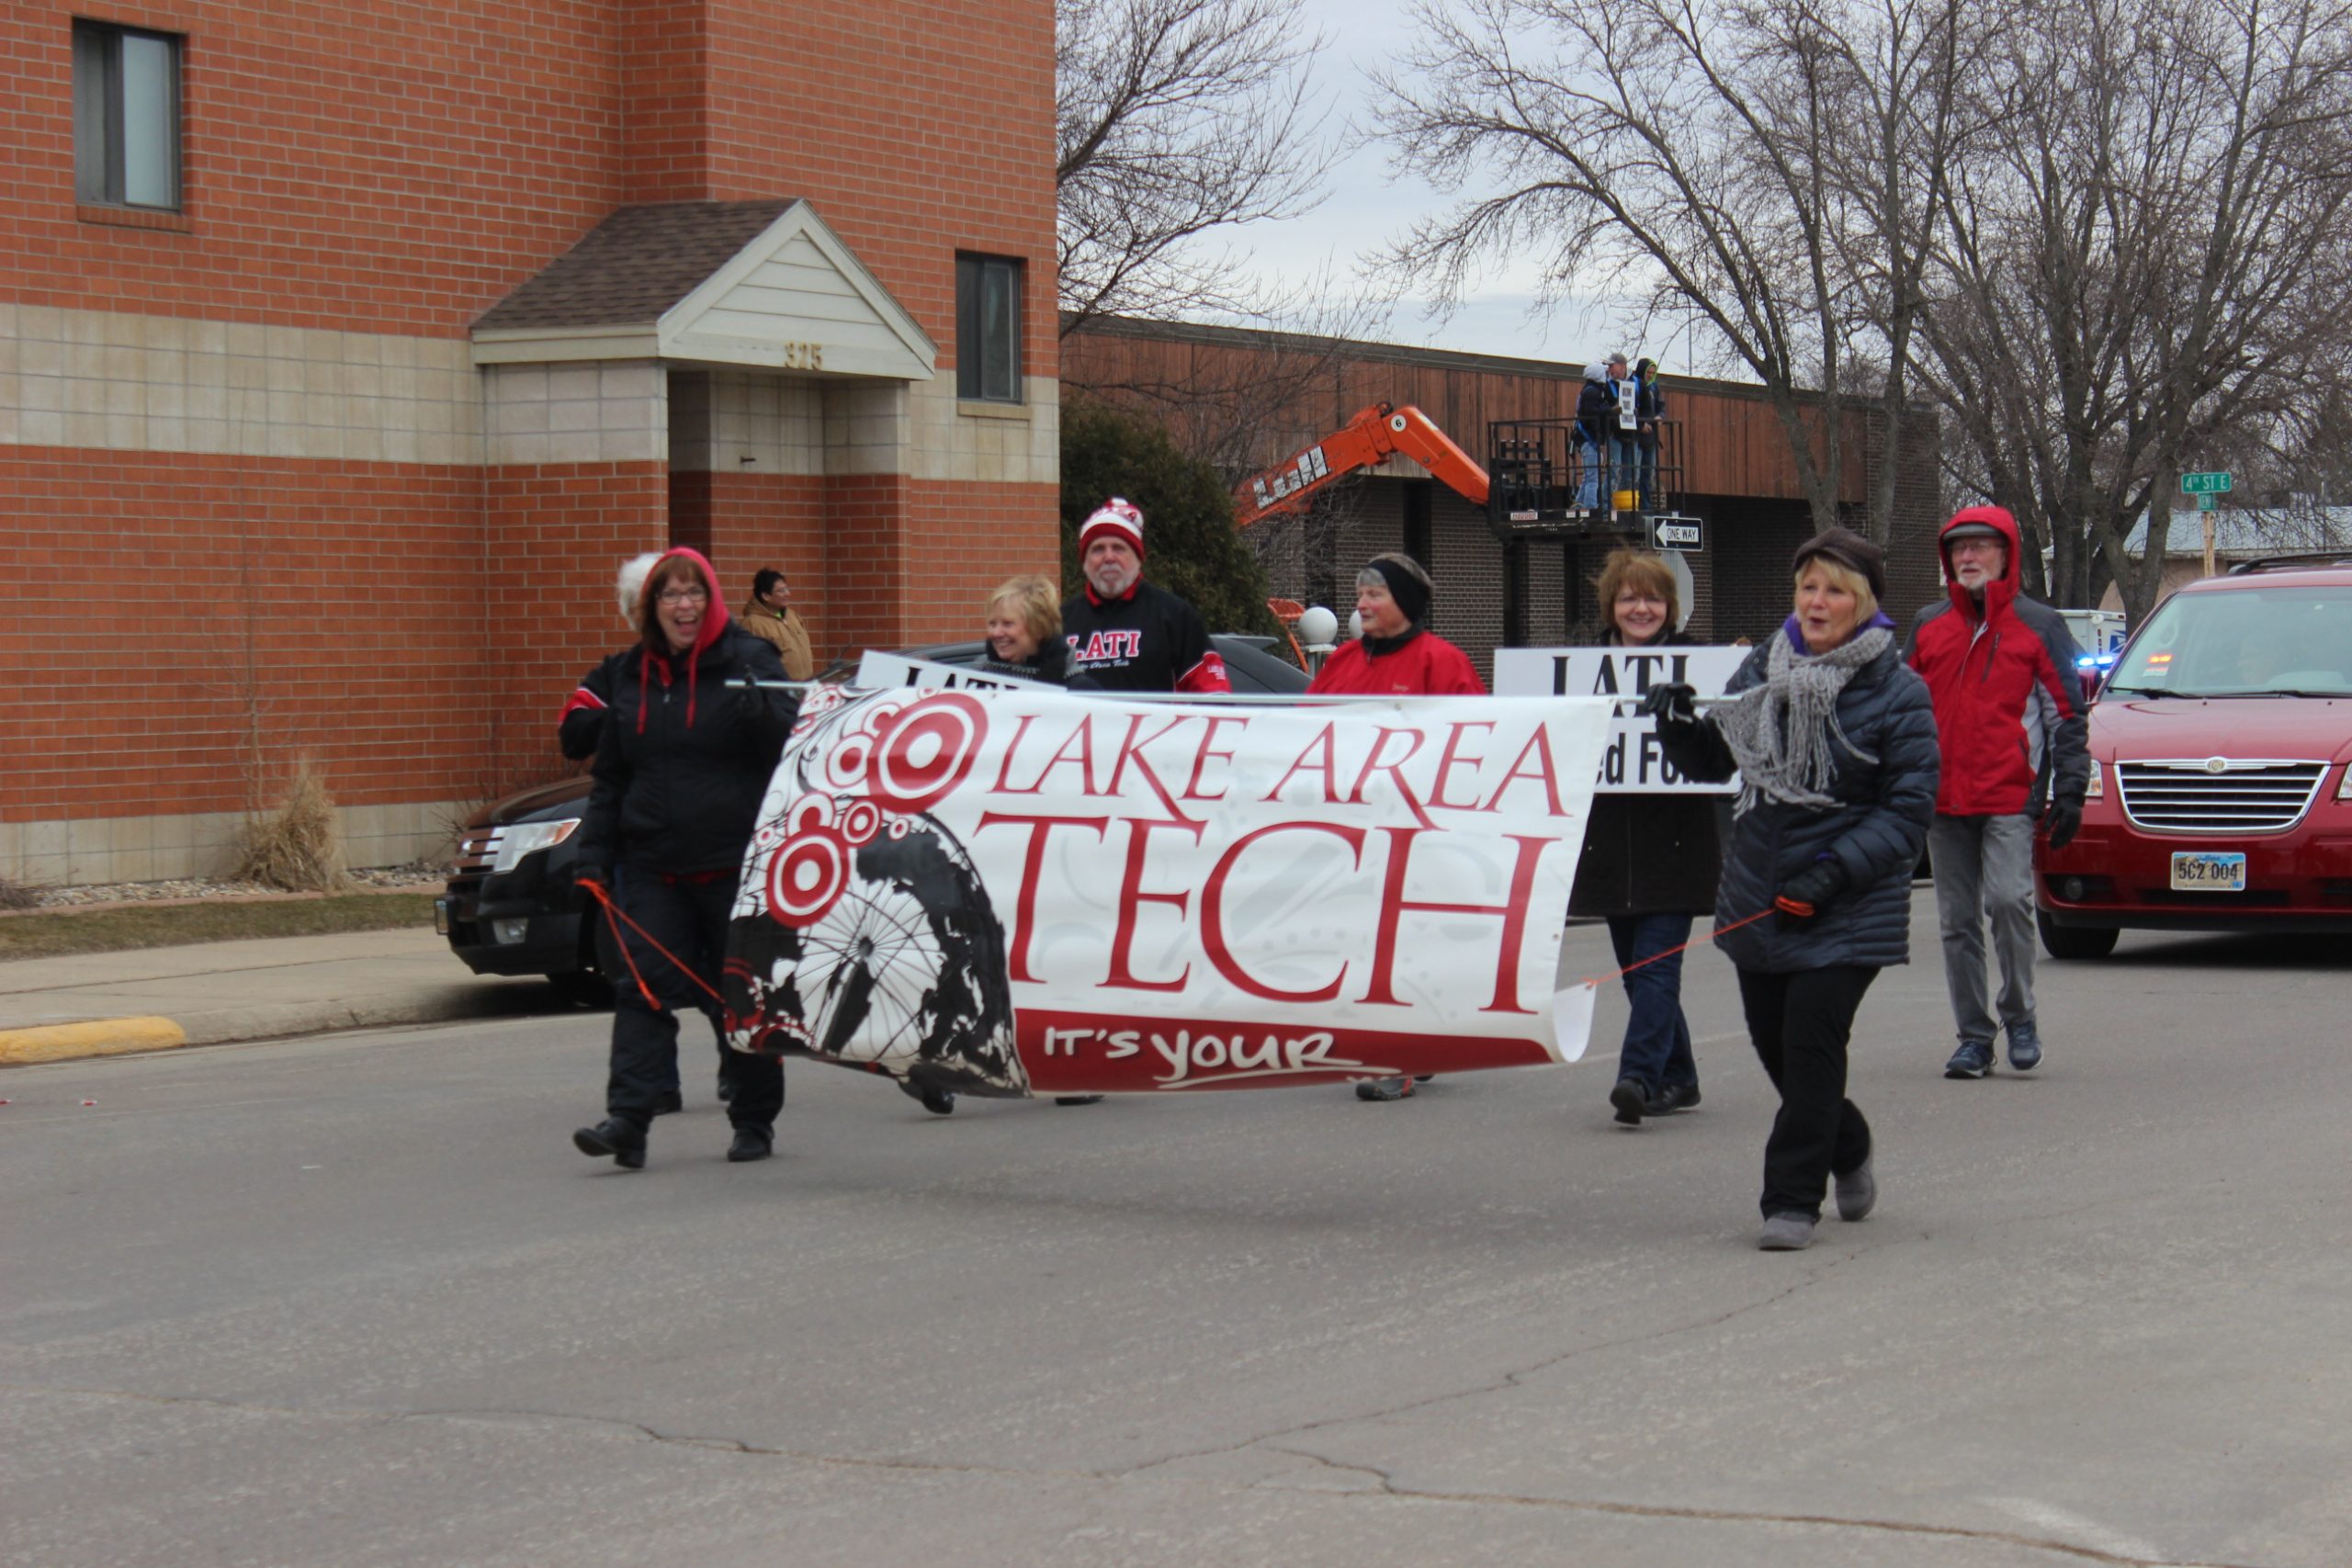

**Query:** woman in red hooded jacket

left=1307, top=553, right=1484, bottom=1101
left=569, top=548, right=798, bottom=1170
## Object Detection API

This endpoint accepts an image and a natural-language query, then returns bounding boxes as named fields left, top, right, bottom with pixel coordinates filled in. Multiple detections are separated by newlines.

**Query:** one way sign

left=1649, top=514, right=1704, bottom=553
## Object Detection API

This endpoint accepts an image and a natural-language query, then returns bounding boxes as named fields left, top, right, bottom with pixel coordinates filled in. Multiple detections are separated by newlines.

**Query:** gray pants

left=1928, top=814, right=2037, bottom=1044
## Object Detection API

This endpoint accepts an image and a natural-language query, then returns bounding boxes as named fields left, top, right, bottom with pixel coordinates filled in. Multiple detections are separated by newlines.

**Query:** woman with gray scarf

left=1643, top=527, right=1939, bottom=1250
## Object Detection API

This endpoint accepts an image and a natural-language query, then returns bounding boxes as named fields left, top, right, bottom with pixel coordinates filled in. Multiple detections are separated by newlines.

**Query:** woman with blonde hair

left=1571, top=547, right=1724, bottom=1128
left=978, top=573, right=1095, bottom=688
left=1645, top=527, right=1939, bottom=1249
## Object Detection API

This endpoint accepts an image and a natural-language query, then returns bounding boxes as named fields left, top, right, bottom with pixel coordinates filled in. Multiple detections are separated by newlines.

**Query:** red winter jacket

left=1903, top=506, right=2089, bottom=817
left=1307, top=628, right=1487, bottom=696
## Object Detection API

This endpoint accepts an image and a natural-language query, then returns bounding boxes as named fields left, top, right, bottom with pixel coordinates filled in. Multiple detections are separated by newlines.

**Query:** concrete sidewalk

left=0, top=928, right=566, bottom=1064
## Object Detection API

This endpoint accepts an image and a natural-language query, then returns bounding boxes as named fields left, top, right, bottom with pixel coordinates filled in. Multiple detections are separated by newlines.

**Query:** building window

left=956, top=254, right=1023, bottom=403
left=74, top=19, right=182, bottom=210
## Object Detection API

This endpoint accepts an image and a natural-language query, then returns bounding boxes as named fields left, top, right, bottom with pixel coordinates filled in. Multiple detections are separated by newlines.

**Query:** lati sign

left=2181, top=471, right=2232, bottom=495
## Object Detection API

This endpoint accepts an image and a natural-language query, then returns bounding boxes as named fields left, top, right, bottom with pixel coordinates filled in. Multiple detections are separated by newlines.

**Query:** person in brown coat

left=738, top=567, right=815, bottom=681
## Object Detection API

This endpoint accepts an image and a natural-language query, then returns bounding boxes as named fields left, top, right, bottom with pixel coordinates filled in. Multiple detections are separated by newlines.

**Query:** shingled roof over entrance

left=473, top=201, right=796, bottom=333
left=469, top=199, right=936, bottom=379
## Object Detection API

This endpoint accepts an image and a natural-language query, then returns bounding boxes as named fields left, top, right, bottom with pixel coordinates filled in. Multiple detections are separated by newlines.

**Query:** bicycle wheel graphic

left=729, top=814, right=1025, bottom=1097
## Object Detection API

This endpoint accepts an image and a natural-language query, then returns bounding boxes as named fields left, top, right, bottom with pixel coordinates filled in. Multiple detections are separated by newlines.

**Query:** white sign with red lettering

left=724, top=685, right=1611, bottom=1097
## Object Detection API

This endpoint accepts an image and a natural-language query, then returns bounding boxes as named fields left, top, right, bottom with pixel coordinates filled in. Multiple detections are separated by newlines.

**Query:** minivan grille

left=2115, top=760, right=2327, bottom=834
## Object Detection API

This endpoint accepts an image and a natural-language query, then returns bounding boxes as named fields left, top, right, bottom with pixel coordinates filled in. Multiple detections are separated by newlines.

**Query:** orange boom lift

left=1232, top=403, right=1490, bottom=529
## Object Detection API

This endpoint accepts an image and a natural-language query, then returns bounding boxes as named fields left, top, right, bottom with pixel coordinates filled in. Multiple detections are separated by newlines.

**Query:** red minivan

left=2036, top=557, right=2352, bottom=956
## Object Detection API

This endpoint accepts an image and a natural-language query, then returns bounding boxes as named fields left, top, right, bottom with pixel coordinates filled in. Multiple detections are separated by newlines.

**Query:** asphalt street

left=6, top=887, right=2350, bottom=1568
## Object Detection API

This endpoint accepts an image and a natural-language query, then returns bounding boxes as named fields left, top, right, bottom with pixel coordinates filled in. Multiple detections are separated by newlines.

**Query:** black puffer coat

left=1566, top=626, right=1730, bottom=918
left=1660, top=626, right=1939, bottom=973
left=577, top=621, right=797, bottom=878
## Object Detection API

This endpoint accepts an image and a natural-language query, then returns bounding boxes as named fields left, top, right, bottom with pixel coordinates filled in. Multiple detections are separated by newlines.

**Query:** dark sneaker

left=899, top=1079, right=956, bottom=1116
left=1834, top=1156, right=1877, bottom=1222
left=1053, top=1095, right=1104, bottom=1106
left=1609, top=1077, right=1650, bottom=1125
left=1758, top=1212, right=1817, bottom=1250
left=1944, top=1040, right=1996, bottom=1078
left=2006, top=1022, right=2044, bottom=1072
left=1647, top=1082, right=1702, bottom=1116
left=652, top=1089, right=684, bottom=1117
left=725, top=1126, right=774, bottom=1163
left=1354, top=1077, right=1414, bottom=1101
left=572, top=1117, right=647, bottom=1170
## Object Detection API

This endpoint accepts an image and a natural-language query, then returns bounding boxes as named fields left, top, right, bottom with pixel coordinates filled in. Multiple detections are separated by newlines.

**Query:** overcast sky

left=1211, top=0, right=1636, bottom=367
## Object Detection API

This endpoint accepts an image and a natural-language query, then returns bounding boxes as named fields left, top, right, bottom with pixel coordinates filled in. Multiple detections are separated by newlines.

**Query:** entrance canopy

left=471, top=199, right=935, bottom=380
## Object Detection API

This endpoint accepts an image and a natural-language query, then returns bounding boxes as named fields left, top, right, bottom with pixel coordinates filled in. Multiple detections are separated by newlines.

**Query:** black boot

left=652, top=1089, right=684, bottom=1116
left=899, top=1078, right=956, bottom=1115
left=573, top=1117, right=647, bottom=1169
left=726, top=1126, right=774, bottom=1163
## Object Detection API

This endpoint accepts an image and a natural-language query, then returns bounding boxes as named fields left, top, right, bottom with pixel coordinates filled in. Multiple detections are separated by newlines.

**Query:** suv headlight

left=2084, top=759, right=2103, bottom=801
left=492, top=818, right=582, bottom=874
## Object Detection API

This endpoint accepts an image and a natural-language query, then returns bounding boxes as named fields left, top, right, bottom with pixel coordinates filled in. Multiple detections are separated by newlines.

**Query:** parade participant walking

left=555, top=552, right=701, bottom=1114
left=977, top=573, right=1097, bottom=688
left=1646, top=527, right=1938, bottom=1250
left=1060, top=498, right=1232, bottom=694
left=569, top=547, right=797, bottom=1170
left=1905, top=506, right=2088, bottom=1079
left=1569, top=547, right=1724, bottom=1126
left=738, top=567, right=816, bottom=682
left=1308, top=552, right=1484, bottom=1101
left=557, top=553, right=663, bottom=761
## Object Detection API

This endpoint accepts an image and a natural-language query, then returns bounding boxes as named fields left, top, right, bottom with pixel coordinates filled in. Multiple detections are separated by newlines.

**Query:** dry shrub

left=0, top=876, right=40, bottom=911
left=232, top=760, right=349, bottom=892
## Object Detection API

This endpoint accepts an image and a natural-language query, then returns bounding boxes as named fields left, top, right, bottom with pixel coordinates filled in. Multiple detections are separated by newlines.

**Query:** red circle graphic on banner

left=868, top=693, right=988, bottom=814
left=765, top=828, right=849, bottom=928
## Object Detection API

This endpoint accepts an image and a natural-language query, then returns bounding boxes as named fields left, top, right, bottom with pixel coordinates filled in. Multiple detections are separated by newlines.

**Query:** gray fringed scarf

left=1713, top=627, right=1893, bottom=815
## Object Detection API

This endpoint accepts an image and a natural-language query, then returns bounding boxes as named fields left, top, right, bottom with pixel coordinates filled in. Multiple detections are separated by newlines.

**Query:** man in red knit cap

left=1308, top=551, right=1486, bottom=1101
left=1060, top=497, right=1232, bottom=694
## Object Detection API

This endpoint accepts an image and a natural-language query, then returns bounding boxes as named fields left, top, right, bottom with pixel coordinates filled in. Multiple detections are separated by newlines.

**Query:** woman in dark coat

left=1647, top=527, right=1939, bottom=1249
left=976, top=573, right=1096, bottom=688
left=1570, top=548, right=1726, bottom=1127
left=570, top=547, right=799, bottom=1170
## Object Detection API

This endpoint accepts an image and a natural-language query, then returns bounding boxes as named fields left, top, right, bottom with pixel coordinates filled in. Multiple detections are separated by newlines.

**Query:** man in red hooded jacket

left=1905, top=506, right=2089, bottom=1080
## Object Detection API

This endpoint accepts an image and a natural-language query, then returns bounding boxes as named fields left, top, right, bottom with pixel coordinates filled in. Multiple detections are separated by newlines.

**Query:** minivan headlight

left=493, top=818, right=582, bottom=874
left=2084, top=759, right=2103, bottom=801
left=2338, top=764, right=2352, bottom=802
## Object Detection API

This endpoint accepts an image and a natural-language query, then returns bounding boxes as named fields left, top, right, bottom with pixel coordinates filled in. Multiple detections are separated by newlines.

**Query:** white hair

left=615, top=552, right=662, bottom=625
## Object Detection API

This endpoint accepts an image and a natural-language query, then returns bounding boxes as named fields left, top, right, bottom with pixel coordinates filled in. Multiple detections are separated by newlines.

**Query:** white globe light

left=1296, top=605, right=1339, bottom=648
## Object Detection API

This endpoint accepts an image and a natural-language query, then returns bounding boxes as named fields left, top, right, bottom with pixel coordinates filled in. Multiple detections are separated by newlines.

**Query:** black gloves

left=571, top=861, right=611, bottom=894
left=1774, top=858, right=1849, bottom=920
left=2041, top=793, right=2084, bottom=851
left=1638, top=681, right=1702, bottom=734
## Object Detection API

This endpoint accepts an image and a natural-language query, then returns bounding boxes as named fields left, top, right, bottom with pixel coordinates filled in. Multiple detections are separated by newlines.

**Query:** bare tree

left=1911, top=0, right=2352, bottom=616
left=1373, top=0, right=1971, bottom=539
left=1056, top=0, right=1334, bottom=333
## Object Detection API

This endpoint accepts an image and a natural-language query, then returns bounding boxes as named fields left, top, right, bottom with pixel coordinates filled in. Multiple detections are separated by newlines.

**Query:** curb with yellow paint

left=0, top=1017, right=188, bottom=1066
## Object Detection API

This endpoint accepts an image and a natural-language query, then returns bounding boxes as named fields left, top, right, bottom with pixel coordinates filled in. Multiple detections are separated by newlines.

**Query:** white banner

left=852, top=649, right=1045, bottom=692
left=1491, top=647, right=1748, bottom=795
left=724, top=685, right=1613, bottom=1096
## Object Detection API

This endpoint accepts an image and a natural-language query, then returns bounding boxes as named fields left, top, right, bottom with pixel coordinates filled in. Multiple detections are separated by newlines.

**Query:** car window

left=2106, top=584, right=2352, bottom=696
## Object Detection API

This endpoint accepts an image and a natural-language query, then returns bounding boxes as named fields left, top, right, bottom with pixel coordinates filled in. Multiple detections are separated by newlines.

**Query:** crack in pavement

left=1120, top=1249, right=1860, bottom=1480
left=5, top=1382, right=2261, bottom=1567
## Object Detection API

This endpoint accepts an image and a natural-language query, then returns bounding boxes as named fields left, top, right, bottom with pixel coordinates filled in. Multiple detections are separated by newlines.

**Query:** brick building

left=1062, top=317, right=1943, bottom=682
left=3, top=0, right=1059, bottom=886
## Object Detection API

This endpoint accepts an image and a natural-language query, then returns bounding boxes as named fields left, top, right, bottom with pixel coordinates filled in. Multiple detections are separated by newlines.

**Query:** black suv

left=437, top=636, right=1310, bottom=1003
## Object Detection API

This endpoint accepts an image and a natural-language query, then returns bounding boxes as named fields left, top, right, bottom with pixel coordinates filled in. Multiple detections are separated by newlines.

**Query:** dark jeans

left=1608, top=913, right=1697, bottom=1095
left=603, top=872, right=783, bottom=1133
left=1736, top=965, right=1876, bottom=1219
